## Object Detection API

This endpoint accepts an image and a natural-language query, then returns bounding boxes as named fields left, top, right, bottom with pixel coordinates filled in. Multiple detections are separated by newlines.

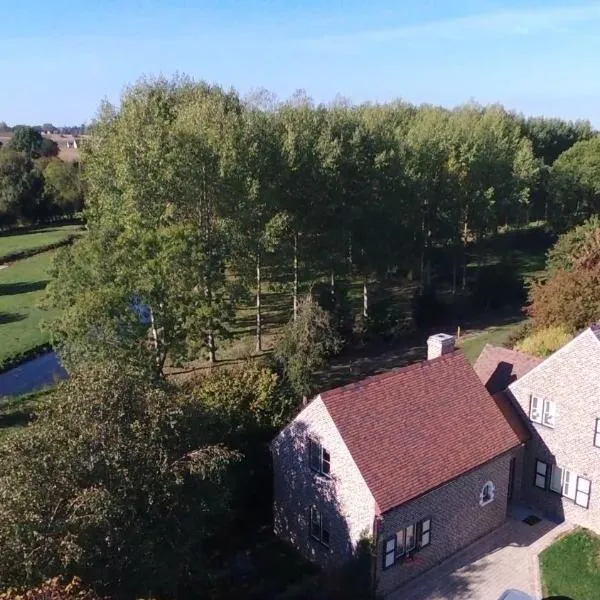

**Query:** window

left=594, top=419, right=600, bottom=448
left=419, top=518, right=431, bottom=548
left=576, top=477, right=591, bottom=509
left=530, top=396, right=542, bottom=424
left=529, top=395, right=556, bottom=428
left=541, top=464, right=590, bottom=509
left=310, top=506, right=330, bottom=546
left=535, top=460, right=548, bottom=489
left=383, top=537, right=395, bottom=569
left=309, top=438, right=330, bottom=476
left=479, top=481, right=496, bottom=506
left=382, top=518, right=431, bottom=568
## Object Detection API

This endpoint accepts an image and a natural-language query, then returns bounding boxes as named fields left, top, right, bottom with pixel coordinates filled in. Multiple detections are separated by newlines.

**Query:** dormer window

left=529, top=395, right=556, bottom=428
left=309, top=438, right=330, bottom=476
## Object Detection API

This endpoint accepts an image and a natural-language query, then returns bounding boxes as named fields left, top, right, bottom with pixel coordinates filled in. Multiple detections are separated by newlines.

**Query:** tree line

left=46, top=77, right=599, bottom=374
left=0, top=126, right=84, bottom=226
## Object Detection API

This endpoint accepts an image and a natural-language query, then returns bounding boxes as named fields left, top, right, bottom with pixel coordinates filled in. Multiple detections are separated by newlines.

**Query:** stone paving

left=387, top=516, right=573, bottom=600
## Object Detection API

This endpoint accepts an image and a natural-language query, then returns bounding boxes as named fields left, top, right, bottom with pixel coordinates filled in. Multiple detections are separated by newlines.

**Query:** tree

left=0, top=361, right=237, bottom=597
left=0, top=149, right=43, bottom=225
left=8, top=126, right=43, bottom=157
left=546, top=215, right=600, bottom=274
left=548, top=137, right=600, bottom=230
left=273, top=295, right=342, bottom=399
left=43, top=159, right=83, bottom=215
left=39, top=137, right=59, bottom=157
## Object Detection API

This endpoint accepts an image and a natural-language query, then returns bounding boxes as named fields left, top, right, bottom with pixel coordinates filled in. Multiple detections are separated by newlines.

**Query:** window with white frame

left=535, top=459, right=548, bottom=489
left=382, top=518, right=431, bottom=569
left=529, top=395, right=556, bottom=428
left=576, top=477, right=591, bottom=508
left=310, top=506, right=330, bottom=546
left=594, top=419, right=600, bottom=448
left=309, top=438, right=330, bottom=476
left=479, top=481, right=496, bottom=506
left=545, top=464, right=590, bottom=508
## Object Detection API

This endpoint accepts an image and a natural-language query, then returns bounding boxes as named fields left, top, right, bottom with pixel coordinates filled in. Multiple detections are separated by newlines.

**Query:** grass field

left=0, top=250, right=57, bottom=366
left=0, top=224, right=82, bottom=261
left=539, top=528, right=600, bottom=599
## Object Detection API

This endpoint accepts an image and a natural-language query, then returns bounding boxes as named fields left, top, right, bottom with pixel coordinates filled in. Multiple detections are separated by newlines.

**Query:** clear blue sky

left=2, top=0, right=600, bottom=126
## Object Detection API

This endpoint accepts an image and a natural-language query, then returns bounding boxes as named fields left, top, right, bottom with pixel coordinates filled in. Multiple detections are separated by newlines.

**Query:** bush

left=273, top=295, right=342, bottom=398
left=527, top=265, right=600, bottom=332
left=313, top=279, right=353, bottom=341
left=514, top=326, right=573, bottom=357
left=505, top=319, right=534, bottom=348
left=0, top=577, right=104, bottom=600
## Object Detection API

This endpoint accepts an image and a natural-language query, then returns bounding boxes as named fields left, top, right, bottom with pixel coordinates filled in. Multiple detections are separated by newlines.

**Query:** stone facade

left=508, top=327, right=600, bottom=530
left=376, top=448, right=523, bottom=597
left=271, top=396, right=378, bottom=566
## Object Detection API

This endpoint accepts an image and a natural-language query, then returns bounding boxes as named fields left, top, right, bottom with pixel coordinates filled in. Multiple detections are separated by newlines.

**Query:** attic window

left=309, top=438, right=330, bottom=477
left=529, top=395, right=556, bottom=428
left=479, top=481, right=496, bottom=507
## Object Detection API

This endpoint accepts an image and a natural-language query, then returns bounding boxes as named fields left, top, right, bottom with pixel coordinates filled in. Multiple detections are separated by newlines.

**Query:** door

left=507, top=457, right=516, bottom=502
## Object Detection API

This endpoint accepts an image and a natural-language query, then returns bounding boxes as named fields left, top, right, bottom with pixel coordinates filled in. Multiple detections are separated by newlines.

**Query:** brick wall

left=376, top=448, right=522, bottom=597
left=271, top=396, right=378, bottom=567
left=509, top=328, right=600, bottom=530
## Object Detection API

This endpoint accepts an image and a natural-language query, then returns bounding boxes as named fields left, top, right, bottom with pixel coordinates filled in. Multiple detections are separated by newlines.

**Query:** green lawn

left=0, top=224, right=82, bottom=261
left=539, top=528, right=600, bottom=599
left=458, top=319, right=525, bottom=364
left=0, top=251, right=58, bottom=366
left=0, top=389, right=48, bottom=437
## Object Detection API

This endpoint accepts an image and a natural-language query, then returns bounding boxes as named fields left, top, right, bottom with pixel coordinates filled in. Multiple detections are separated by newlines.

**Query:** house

left=498, top=326, right=600, bottom=531
left=271, top=334, right=527, bottom=596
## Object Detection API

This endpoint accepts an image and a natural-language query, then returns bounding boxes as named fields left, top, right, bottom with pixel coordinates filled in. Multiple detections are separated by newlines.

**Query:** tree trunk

left=293, top=232, right=298, bottom=322
left=149, top=306, right=160, bottom=367
left=330, top=270, right=335, bottom=306
left=462, top=220, right=468, bottom=290
left=452, top=251, right=457, bottom=295
left=363, top=280, right=368, bottom=318
left=207, top=331, right=215, bottom=363
left=256, top=253, right=262, bottom=353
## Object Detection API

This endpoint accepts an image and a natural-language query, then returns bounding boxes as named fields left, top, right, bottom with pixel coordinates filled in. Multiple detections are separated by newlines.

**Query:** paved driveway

left=388, top=516, right=572, bottom=600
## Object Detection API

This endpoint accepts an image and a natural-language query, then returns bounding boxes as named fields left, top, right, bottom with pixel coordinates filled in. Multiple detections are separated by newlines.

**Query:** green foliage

left=39, top=138, right=59, bottom=158
left=43, top=160, right=83, bottom=216
left=0, top=361, right=238, bottom=597
left=8, top=127, right=43, bottom=158
left=546, top=215, right=600, bottom=273
left=548, top=137, right=600, bottom=230
left=529, top=217, right=600, bottom=332
left=273, top=295, right=342, bottom=398
left=514, top=325, right=573, bottom=357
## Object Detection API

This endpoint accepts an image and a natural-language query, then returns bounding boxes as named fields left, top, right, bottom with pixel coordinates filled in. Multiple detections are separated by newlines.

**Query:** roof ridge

left=320, top=350, right=463, bottom=400
left=482, top=343, right=540, bottom=362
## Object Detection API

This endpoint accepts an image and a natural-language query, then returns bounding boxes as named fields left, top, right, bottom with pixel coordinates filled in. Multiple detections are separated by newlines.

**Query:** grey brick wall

left=271, top=396, right=377, bottom=567
left=376, top=448, right=522, bottom=597
left=509, top=328, right=600, bottom=530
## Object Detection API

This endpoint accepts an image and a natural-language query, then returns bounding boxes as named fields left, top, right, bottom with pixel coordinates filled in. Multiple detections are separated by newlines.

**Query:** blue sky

left=2, top=0, right=600, bottom=125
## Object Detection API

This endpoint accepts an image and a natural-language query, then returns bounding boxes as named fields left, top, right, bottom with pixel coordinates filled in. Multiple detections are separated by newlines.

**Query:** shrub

left=527, top=265, right=600, bottom=332
left=0, top=577, right=104, bottom=600
left=514, top=326, right=573, bottom=357
left=505, top=319, right=534, bottom=348
left=273, top=295, right=342, bottom=398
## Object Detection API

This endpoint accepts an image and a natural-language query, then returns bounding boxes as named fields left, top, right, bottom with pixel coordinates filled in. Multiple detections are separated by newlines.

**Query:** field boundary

left=0, top=234, right=78, bottom=263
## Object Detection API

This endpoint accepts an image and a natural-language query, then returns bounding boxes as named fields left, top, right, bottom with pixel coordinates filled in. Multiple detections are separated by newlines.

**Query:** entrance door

left=507, top=457, right=516, bottom=502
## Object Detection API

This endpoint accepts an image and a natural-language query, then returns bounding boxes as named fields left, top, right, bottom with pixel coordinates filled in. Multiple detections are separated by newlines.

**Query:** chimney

left=427, top=333, right=456, bottom=360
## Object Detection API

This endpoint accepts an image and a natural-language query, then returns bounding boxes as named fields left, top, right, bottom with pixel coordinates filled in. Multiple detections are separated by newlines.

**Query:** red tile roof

left=473, top=344, right=542, bottom=394
left=320, top=351, right=523, bottom=514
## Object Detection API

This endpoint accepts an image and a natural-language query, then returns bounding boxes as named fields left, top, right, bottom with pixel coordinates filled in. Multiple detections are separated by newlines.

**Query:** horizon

left=3, top=0, right=600, bottom=126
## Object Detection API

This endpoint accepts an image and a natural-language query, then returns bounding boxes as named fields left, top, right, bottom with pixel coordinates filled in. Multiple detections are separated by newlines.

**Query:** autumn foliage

left=0, top=578, right=104, bottom=600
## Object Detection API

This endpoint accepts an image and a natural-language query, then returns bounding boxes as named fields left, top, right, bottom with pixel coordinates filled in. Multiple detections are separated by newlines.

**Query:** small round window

left=479, top=481, right=496, bottom=507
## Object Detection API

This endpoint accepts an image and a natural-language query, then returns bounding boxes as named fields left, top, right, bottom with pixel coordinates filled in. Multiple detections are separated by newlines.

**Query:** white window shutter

left=563, top=470, right=576, bottom=500
left=530, top=396, right=541, bottom=423
left=550, top=465, right=563, bottom=493
left=543, top=400, right=557, bottom=427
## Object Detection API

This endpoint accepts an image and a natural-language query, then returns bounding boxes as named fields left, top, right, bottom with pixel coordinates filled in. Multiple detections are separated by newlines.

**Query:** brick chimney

left=427, top=333, right=456, bottom=360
